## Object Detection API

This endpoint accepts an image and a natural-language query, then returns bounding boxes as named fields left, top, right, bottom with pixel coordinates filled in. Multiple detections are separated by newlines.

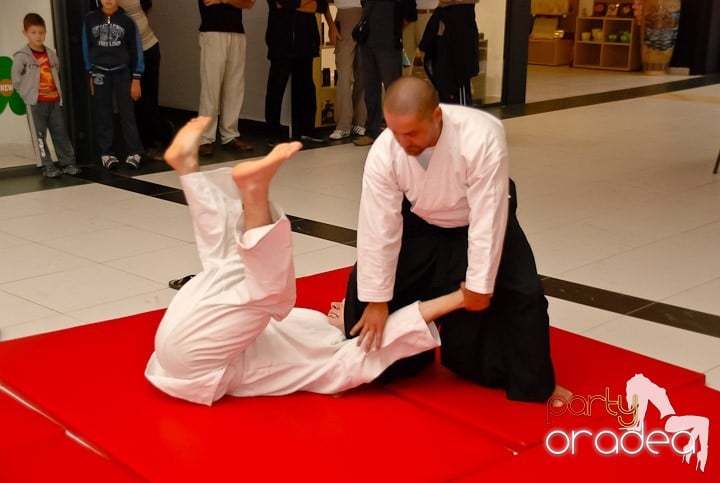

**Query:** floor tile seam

left=0, top=293, right=67, bottom=329
left=97, top=259, right=181, bottom=287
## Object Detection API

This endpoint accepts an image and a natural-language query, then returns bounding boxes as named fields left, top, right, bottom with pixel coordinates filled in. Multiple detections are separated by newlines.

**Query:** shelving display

left=573, top=16, right=640, bottom=71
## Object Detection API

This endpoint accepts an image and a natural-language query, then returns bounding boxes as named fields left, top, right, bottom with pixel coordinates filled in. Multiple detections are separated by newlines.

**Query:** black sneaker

left=42, top=165, right=62, bottom=178
left=60, top=165, right=82, bottom=175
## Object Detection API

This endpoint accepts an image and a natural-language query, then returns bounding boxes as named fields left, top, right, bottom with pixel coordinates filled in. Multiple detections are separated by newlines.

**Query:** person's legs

left=135, top=42, right=161, bottom=149
left=91, top=71, right=116, bottom=158
left=333, top=8, right=362, bottom=133
left=218, top=32, right=246, bottom=144
left=360, top=46, right=382, bottom=138
left=402, top=22, right=418, bottom=76
left=147, top=117, right=302, bottom=405
left=27, top=103, right=56, bottom=174
left=290, top=58, right=317, bottom=138
left=376, top=47, right=402, bottom=94
left=351, top=38, right=367, bottom=129
left=46, top=102, right=77, bottom=169
left=198, top=32, right=226, bottom=145
left=265, top=58, right=292, bottom=139
left=113, top=69, right=144, bottom=156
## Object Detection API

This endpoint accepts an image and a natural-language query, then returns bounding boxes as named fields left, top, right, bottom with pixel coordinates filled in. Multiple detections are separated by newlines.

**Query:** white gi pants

left=145, top=168, right=440, bottom=405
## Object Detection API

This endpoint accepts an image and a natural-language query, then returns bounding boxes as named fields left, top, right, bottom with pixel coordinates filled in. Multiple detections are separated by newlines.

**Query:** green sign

left=0, top=56, right=27, bottom=116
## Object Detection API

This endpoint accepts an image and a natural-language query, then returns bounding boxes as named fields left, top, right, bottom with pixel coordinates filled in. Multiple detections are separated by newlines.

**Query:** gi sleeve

left=356, top=141, right=405, bottom=302
left=464, top=116, right=509, bottom=294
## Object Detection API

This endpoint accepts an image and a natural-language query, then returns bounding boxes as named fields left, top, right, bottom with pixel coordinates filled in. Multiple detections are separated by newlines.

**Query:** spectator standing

left=12, top=13, right=81, bottom=177
left=118, top=0, right=167, bottom=159
left=197, top=0, right=256, bottom=157
left=82, top=0, right=145, bottom=169
left=352, top=0, right=416, bottom=147
left=265, top=0, right=329, bottom=145
left=327, top=0, right=367, bottom=140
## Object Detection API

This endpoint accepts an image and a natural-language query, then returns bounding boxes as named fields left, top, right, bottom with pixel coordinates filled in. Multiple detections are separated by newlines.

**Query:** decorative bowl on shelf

left=592, top=28, right=603, bottom=41
left=608, top=34, right=619, bottom=42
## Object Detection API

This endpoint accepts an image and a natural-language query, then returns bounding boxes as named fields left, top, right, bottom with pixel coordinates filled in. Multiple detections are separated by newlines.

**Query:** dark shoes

left=169, top=274, right=196, bottom=290
left=61, top=165, right=82, bottom=175
left=199, top=143, right=214, bottom=157
left=222, top=137, right=253, bottom=152
left=352, top=135, right=375, bottom=146
left=41, top=165, right=62, bottom=178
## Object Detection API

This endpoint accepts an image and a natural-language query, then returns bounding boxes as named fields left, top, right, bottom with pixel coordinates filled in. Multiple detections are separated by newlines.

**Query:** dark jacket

left=82, top=7, right=145, bottom=78
left=265, top=0, right=328, bottom=60
left=363, top=0, right=416, bottom=51
left=420, top=4, right=479, bottom=86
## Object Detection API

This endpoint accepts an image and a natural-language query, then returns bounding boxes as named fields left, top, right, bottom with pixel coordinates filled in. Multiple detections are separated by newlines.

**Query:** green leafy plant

left=0, top=56, right=27, bottom=116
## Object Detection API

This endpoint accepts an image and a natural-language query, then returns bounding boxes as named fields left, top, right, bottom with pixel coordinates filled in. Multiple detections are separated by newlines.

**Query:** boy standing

left=82, top=0, right=145, bottom=170
left=12, top=13, right=81, bottom=178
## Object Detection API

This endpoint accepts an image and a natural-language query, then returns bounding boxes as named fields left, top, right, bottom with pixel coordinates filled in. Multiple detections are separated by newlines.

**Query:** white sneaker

left=125, top=153, right=142, bottom=169
left=351, top=125, right=366, bottom=136
left=101, top=155, right=119, bottom=170
left=329, top=129, right=351, bottom=140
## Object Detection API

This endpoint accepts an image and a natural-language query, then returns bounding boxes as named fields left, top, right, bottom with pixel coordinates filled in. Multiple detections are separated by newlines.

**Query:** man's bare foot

left=231, top=142, right=302, bottom=200
left=327, top=300, right=345, bottom=332
left=164, top=117, right=212, bottom=175
left=551, top=385, right=573, bottom=408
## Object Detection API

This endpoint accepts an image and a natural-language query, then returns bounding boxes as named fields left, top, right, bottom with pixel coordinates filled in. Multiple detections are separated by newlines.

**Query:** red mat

left=0, top=391, right=141, bottom=481
left=384, top=327, right=704, bottom=451
left=0, top=267, right=712, bottom=481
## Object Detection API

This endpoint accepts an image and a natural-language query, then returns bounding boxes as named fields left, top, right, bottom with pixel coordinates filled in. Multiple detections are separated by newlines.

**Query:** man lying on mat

left=145, top=117, right=469, bottom=405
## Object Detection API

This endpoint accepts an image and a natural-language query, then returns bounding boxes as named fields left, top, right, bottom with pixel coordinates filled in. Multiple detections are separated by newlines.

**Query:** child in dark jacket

left=82, top=0, right=145, bottom=170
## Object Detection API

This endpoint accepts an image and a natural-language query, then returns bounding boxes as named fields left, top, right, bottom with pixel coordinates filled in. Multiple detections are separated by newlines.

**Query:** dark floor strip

left=540, top=277, right=720, bottom=338
left=3, top=77, right=720, bottom=338
left=486, top=74, right=720, bottom=120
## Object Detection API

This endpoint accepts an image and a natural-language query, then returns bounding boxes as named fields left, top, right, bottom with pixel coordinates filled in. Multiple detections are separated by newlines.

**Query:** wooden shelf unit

left=573, top=16, right=640, bottom=71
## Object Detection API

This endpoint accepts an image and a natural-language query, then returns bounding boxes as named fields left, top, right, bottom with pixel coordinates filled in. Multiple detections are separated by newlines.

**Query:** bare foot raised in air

left=231, top=141, right=302, bottom=201
left=164, top=117, right=212, bottom=175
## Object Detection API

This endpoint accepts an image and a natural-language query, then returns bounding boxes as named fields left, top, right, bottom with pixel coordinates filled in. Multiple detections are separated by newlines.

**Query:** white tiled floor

left=1, top=77, right=719, bottom=393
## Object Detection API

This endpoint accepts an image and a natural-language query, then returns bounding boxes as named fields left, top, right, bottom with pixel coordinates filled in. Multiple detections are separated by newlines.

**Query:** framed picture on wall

left=618, top=3, right=634, bottom=17
left=592, top=2, right=607, bottom=16
left=606, top=3, right=620, bottom=16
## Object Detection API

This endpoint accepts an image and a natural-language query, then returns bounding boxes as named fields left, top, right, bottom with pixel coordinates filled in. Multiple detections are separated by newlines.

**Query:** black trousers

left=360, top=46, right=401, bottom=138
left=343, top=180, right=556, bottom=401
left=134, top=43, right=169, bottom=148
left=91, top=68, right=143, bottom=157
left=265, top=57, right=316, bottom=138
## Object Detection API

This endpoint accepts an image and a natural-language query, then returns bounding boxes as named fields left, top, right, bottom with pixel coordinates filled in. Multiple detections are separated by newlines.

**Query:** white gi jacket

left=357, top=104, right=509, bottom=301
left=145, top=168, right=440, bottom=406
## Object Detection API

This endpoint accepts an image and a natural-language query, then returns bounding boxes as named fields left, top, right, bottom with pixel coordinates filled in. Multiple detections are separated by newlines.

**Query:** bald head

left=384, top=77, right=439, bottom=121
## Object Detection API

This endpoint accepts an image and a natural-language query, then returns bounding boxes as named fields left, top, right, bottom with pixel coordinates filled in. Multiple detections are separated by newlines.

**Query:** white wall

left=0, top=0, right=53, bottom=161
